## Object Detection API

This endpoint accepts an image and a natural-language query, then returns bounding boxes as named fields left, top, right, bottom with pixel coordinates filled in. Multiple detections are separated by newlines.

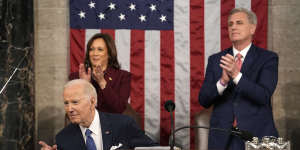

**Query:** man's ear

left=90, top=97, right=96, bottom=107
left=250, top=24, right=257, bottom=35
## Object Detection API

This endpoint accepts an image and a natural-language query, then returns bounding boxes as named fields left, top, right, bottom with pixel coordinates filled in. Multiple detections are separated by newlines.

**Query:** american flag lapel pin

left=105, top=131, right=110, bottom=134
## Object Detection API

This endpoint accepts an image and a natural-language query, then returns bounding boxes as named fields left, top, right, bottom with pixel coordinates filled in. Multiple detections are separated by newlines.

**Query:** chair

left=122, top=103, right=142, bottom=128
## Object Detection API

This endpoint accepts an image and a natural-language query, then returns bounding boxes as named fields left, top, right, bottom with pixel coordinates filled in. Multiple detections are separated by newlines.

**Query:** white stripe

left=115, top=30, right=131, bottom=71
left=85, top=29, right=100, bottom=52
left=204, top=0, right=221, bottom=70
left=235, top=0, right=251, bottom=10
left=174, top=0, right=190, bottom=149
left=144, top=31, right=161, bottom=142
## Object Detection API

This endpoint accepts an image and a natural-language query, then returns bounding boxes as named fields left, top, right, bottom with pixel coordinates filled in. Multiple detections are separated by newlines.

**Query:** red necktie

left=236, top=53, right=243, bottom=71
left=233, top=53, right=243, bottom=127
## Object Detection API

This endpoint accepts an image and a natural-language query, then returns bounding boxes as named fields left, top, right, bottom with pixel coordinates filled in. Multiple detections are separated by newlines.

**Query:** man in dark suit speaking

left=39, top=79, right=157, bottom=150
left=198, top=8, right=278, bottom=150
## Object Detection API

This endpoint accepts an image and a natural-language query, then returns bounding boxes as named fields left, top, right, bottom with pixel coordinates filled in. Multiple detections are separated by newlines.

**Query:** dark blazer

left=198, top=44, right=278, bottom=150
left=56, top=112, right=158, bottom=150
left=69, top=67, right=131, bottom=113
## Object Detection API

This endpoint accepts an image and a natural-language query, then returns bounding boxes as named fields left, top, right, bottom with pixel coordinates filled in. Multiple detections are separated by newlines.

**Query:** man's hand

left=220, top=69, right=230, bottom=85
left=38, top=141, right=57, bottom=150
left=220, top=54, right=240, bottom=79
left=79, top=63, right=91, bottom=82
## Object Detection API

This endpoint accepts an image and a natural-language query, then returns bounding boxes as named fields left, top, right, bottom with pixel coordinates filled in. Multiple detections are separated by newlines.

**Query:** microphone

left=164, top=100, right=175, bottom=112
left=164, top=100, right=253, bottom=148
left=164, top=100, right=175, bottom=150
left=231, top=127, right=253, bottom=141
left=173, top=125, right=253, bottom=142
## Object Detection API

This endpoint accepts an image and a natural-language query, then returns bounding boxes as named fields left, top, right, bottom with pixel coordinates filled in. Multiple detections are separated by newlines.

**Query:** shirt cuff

left=233, top=72, right=242, bottom=85
left=217, top=80, right=227, bottom=95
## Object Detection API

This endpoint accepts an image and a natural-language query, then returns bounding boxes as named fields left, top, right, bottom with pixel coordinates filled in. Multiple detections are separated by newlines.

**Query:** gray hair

left=228, top=8, right=257, bottom=25
left=64, top=79, right=97, bottom=105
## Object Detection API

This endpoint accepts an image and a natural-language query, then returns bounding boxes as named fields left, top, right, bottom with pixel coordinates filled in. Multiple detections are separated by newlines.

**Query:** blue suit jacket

left=198, top=45, right=278, bottom=150
left=56, top=112, right=158, bottom=150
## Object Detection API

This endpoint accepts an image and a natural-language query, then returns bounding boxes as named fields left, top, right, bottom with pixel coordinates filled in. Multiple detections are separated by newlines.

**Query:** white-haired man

left=39, top=79, right=157, bottom=150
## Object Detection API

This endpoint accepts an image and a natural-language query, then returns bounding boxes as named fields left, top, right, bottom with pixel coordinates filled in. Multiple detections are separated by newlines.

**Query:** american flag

left=69, top=0, right=268, bottom=149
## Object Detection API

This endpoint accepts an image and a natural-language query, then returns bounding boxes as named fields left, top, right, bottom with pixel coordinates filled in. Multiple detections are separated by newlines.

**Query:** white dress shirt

left=80, top=110, right=103, bottom=150
left=217, top=43, right=252, bottom=95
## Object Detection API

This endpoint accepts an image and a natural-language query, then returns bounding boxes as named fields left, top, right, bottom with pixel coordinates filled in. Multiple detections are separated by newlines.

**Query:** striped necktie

left=233, top=53, right=243, bottom=127
left=85, top=129, right=97, bottom=150
left=236, top=53, right=243, bottom=71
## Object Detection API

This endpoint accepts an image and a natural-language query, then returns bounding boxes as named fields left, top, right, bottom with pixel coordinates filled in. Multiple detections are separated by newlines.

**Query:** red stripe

left=101, top=29, right=115, bottom=40
left=130, top=30, right=145, bottom=129
left=221, top=0, right=235, bottom=50
left=252, top=0, right=268, bottom=49
left=160, top=30, right=175, bottom=145
left=70, top=29, right=85, bottom=73
left=190, top=0, right=205, bottom=149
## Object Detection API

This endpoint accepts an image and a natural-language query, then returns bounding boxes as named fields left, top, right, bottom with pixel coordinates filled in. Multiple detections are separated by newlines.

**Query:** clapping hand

left=220, top=54, right=240, bottom=79
left=92, top=65, right=107, bottom=89
left=79, top=63, right=92, bottom=82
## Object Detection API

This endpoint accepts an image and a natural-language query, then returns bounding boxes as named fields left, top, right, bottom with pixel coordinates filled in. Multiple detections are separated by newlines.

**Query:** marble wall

left=0, top=0, right=34, bottom=149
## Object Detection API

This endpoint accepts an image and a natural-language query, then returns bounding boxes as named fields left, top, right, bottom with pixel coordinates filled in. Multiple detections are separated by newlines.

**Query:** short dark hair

left=85, top=33, right=121, bottom=69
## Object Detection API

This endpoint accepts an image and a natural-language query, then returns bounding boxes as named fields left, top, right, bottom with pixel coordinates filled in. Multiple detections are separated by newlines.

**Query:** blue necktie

left=85, top=129, right=97, bottom=150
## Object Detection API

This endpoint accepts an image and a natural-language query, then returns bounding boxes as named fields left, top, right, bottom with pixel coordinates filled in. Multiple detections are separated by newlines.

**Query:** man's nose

left=230, top=23, right=237, bottom=29
left=65, top=104, right=73, bottom=112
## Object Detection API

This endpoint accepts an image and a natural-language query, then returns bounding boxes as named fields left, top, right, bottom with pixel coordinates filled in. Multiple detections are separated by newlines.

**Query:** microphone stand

left=164, top=100, right=176, bottom=150
left=174, top=125, right=225, bottom=133
left=0, top=54, right=27, bottom=95
left=170, top=112, right=175, bottom=150
left=174, top=125, right=253, bottom=141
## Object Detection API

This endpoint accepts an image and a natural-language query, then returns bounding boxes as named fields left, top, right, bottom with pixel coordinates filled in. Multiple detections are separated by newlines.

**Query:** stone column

left=269, top=0, right=300, bottom=149
left=0, top=0, right=34, bottom=149
left=34, top=0, right=69, bottom=149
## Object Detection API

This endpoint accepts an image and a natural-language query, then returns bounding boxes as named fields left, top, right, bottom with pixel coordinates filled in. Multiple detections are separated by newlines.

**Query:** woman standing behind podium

left=69, top=33, right=131, bottom=113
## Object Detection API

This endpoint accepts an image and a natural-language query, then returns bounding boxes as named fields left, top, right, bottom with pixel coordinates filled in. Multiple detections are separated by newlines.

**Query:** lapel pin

left=105, top=131, right=110, bottom=134
left=109, top=77, right=112, bottom=81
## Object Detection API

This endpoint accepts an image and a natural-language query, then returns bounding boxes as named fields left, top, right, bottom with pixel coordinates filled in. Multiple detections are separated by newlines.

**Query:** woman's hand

left=92, top=65, right=107, bottom=89
left=79, top=64, right=91, bottom=82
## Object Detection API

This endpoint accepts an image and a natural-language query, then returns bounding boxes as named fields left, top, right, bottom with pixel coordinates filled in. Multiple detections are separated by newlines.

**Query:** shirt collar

left=233, top=43, right=252, bottom=59
left=80, top=110, right=101, bottom=136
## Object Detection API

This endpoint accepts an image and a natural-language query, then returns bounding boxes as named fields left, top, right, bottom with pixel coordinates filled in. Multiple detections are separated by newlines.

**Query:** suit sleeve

left=236, top=53, right=278, bottom=105
left=56, top=135, right=63, bottom=150
left=100, top=71, right=131, bottom=113
left=198, top=56, right=222, bottom=108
